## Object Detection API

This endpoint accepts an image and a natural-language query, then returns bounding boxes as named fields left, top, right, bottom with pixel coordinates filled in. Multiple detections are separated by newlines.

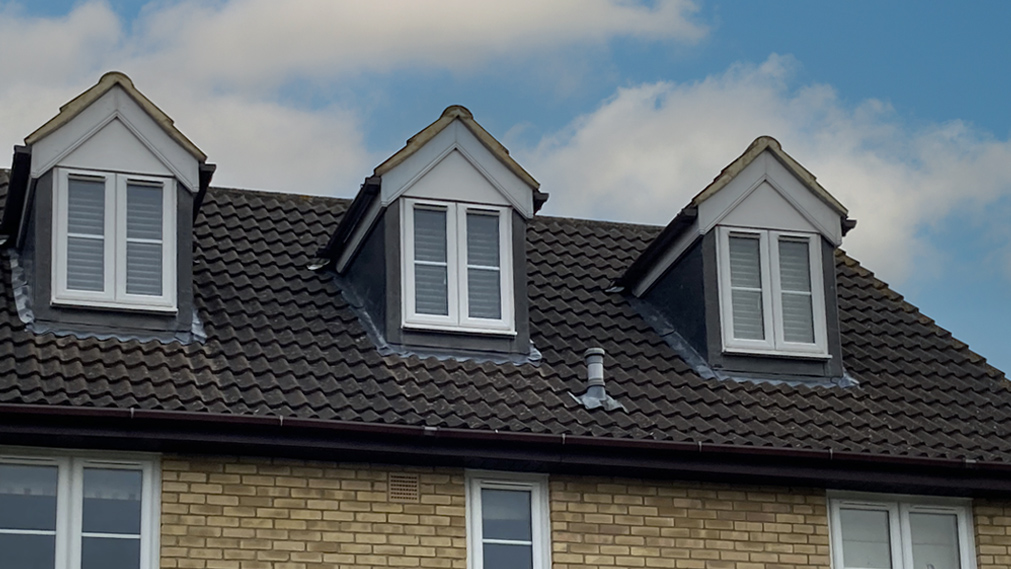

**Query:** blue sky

left=2, top=0, right=1011, bottom=372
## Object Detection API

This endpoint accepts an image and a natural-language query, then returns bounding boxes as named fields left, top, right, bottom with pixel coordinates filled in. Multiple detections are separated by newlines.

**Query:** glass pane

left=778, top=239, right=812, bottom=292
left=731, top=289, right=765, bottom=340
left=0, top=464, right=58, bottom=530
left=67, top=237, right=105, bottom=291
left=126, top=183, right=163, bottom=241
left=67, top=178, right=105, bottom=236
left=0, top=533, right=55, bottom=569
left=483, top=543, right=532, bottom=569
left=840, top=508, right=892, bottom=569
left=910, top=512, right=960, bottom=569
left=414, top=208, right=447, bottom=263
left=782, top=293, right=814, bottom=343
left=728, top=235, right=761, bottom=288
left=126, top=242, right=163, bottom=296
left=468, top=268, right=501, bottom=319
left=83, top=469, right=142, bottom=535
left=81, top=537, right=140, bottom=569
left=415, top=264, right=448, bottom=315
left=482, top=489, right=532, bottom=541
left=467, top=212, right=499, bottom=267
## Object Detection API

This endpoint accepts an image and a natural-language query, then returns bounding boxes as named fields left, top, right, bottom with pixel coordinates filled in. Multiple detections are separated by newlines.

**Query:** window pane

left=67, top=237, right=105, bottom=291
left=126, top=183, right=163, bottom=241
left=126, top=242, right=163, bottom=296
left=782, top=293, right=814, bottom=343
left=81, top=537, right=140, bottom=569
left=840, top=508, right=892, bottom=569
left=910, top=513, right=960, bottom=569
left=468, top=268, right=501, bottom=319
left=731, top=289, right=765, bottom=340
left=778, top=239, right=812, bottom=292
left=0, top=464, right=58, bottom=531
left=68, top=178, right=105, bottom=236
left=83, top=469, right=142, bottom=535
left=482, top=489, right=532, bottom=541
left=415, top=264, right=449, bottom=315
left=414, top=208, right=447, bottom=263
left=467, top=212, right=499, bottom=267
left=728, top=235, right=761, bottom=288
left=483, top=543, right=533, bottom=569
left=0, top=533, right=55, bottom=569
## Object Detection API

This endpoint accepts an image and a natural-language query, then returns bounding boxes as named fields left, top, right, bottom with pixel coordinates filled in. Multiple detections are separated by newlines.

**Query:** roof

left=0, top=184, right=1008, bottom=465
left=374, top=105, right=539, bottom=191
left=24, top=72, right=207, bottom=163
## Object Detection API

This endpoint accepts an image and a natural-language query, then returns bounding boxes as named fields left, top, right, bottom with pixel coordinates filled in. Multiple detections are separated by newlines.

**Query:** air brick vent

left=388, top=473, right=420, bottom=502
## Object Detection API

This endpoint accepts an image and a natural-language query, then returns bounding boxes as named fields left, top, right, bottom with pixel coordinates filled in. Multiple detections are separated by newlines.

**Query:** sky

left=2, top=0, right=1011, bottom=372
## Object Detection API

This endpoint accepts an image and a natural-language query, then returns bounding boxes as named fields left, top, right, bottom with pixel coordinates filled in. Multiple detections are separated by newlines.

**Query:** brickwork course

left=973, top=500, right=1011, bottom=569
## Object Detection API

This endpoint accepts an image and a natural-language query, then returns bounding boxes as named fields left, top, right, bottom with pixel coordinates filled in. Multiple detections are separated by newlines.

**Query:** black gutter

left=0, top=146, right=32, bottom=245
left=613, top=205, right=697, bottom=291
left=2, top=403, right=1009, bottom=497
left=316, top=175, right=381, bottom=263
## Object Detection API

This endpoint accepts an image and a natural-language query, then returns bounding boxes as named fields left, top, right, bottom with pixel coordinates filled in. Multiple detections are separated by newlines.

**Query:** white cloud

left=521, top=55, right=1011, bottom=285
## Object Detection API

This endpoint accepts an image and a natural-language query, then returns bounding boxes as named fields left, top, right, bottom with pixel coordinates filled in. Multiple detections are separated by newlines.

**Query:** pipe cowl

left=569, top=347, right=626, bottom=412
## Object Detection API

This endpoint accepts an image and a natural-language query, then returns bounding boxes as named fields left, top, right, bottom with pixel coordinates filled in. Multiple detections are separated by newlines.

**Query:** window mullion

left=895, top=503, right=910, bottom=569
left=449, top=203, right=463, bottom=325
left=111, top=174, right=125, bottom=302
left=759, top=231, right=776, bottom=350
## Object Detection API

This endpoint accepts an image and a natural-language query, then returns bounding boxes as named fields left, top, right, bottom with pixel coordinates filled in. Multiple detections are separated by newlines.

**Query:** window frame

left=829, top=494, right=976, bottom=569
left=716, top=225, right=828, bottom=357
left=52, top=167, right=177, bottom=312
left=0, top=449, right=160, bottom=569
left=465, top=471, right=550, bottom=569
left=401, top=198, right=514, bottom=334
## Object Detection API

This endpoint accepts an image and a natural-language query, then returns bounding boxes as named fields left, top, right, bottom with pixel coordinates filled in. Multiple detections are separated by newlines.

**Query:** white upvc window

left=466, top=472, right=550, bottom=569
left=402, top=198, right=514, bottom=334
left=829, top=495, right=976, bottom=569
left=52, top=168, right=176, bottom=311
left=0, top=451, right=159, bottom=569
left=717, top=226, right=827, bottom=357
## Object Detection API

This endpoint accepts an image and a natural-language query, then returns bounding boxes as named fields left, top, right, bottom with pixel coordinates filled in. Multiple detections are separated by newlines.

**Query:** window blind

left=414, top=207, right=449, bottom=316
left=125, top=183, right=164, bottom=296
left=481, top=488, right=533, bottom=569
left=66, top=177, right=106, bottom=292
left=466, top=211, right=501, bottom=319
left=728, top=235, right=765, bottom=340
left=778, top=239, right=814, bottom=343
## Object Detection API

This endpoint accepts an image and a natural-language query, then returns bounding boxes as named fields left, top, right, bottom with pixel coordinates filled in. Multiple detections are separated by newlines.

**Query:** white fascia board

left=381, top=121, right=534, bottom=218
left=697, top=152, right=843, bottom=246
left=30, top=86, right=199, bottom=192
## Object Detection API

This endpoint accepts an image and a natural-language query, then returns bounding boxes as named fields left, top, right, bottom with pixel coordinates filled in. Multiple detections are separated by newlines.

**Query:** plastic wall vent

left=388, top=473, right=420, bottom=503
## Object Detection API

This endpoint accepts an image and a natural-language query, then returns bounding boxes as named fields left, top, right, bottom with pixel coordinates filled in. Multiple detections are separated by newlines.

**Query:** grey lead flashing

left=7, top=249, right=206, bottom=345
left=627, top=296, right=857, bottom=388
left=333, top=271, right=541, bottom=366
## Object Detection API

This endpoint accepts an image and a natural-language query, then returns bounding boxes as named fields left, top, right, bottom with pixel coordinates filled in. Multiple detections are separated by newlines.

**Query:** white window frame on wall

left=52, top=168, right=177, bottom=311
left=465, top=471, right=550, bottom=569
left=0, top=449, right=160, bottom=569
left=401, top=198, right=514, bottom=334
left=829, top=494, right=976, bottom=569
left=716, top=226, right=827, bottom=357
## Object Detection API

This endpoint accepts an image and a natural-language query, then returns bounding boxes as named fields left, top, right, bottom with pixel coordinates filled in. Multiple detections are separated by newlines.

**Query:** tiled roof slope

left=0, top=185, right=1009, bottom=462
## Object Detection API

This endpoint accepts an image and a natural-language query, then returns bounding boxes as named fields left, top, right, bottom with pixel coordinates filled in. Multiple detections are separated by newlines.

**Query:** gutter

left=0, top=402, right=1002, bottom=475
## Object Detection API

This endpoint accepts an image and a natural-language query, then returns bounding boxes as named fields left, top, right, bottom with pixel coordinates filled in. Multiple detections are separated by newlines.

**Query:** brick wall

left=549, top=477, right=830, bottom=569
left=160, top=457, right=467, bottom=569
left=973, top=500, right=1011, bottom=569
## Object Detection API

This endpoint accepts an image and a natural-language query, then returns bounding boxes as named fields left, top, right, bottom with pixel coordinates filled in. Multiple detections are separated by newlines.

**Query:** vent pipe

left=569, top=347, right=626, bottom=412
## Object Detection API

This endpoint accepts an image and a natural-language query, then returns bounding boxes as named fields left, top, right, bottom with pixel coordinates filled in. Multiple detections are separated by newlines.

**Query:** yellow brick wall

left=973, top=500, right=1011, bottom=569
left=160, top=457, right=467, bottom=569
left=549, top=477, right=830, bottom=569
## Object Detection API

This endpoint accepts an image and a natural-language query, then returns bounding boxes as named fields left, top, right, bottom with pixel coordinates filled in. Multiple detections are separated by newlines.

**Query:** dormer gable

left=2, top=72, right=214, bottom=342
left=618, top=137, right=854, bottom=383
left=318, top=106, right=546, bottom=359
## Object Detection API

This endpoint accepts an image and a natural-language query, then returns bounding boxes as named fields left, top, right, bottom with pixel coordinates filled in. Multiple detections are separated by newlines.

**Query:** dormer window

left=52, top=167, right=176, bottom=311
left=717, top=227, right=826, bottom=357
left=402, top=198, right=513, bottom=334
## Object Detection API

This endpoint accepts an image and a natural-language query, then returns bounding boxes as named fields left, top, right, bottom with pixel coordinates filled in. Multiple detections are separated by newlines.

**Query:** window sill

left=402, top=322, right=517, bottom=337
left=721, top=346, right=831, bottom=360
left=51, top=298, right=178, bottom=315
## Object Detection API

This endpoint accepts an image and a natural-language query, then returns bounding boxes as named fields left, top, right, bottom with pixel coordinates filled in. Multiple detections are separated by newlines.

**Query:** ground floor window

left=466, top=471, right=550, bottom=569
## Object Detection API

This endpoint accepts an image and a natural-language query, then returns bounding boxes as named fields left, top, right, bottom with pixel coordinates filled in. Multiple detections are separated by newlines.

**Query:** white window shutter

left=125, top=183, right=164, bottom=296
left=413, top=207, right=449, bottom=316
left=466, top=211, right=501, bottom=320
left=728, top=235, right=765, bottom=340
left=66, top=177, right=106, bottom=292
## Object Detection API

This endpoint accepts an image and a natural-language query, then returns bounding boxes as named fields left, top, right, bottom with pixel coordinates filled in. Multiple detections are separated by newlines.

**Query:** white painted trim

left=401, top=198, right=515, bottom=333
left=52, top=167, right=177, bottom=312
left=717, top=226, right=828, bottom=357
left=828, top=493, right=976, bottom=569
left=465, top=471, right=550, bottom=569
left=0, top=449, right=159, bottom=569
